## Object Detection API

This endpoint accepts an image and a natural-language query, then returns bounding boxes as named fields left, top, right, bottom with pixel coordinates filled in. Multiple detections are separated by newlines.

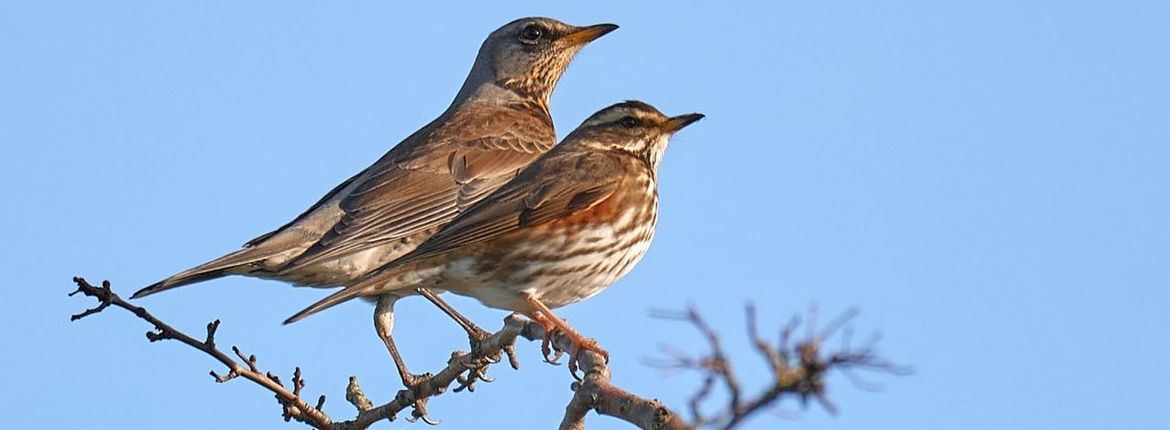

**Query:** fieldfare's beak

left=664, top=113, right=705, bottom=133
left=560, top=23, right=619, bottom=46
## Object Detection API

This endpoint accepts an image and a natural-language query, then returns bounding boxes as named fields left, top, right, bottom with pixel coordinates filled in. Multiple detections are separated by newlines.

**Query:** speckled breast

left=460, top=175, right=660, bottom=310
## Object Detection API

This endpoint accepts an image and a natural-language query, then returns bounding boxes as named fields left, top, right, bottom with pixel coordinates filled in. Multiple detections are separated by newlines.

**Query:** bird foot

left=565, top=334, right=609, bottom=380
left=395, top=372, right=440, bottom=425
left=452, top=351, right=497, bottom=393
left=535, top=319, right=566, bottom=365
left=454, top=362, right=494, bottom=393
left=520, top=295, right=609, bottom=377
left=536, top=323, right=608, bottom=378
left=467, top=325, right=495, bottom=359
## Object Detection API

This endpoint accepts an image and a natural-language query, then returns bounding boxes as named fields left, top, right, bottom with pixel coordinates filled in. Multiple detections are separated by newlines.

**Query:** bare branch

left=70, top=277, right=692, bottom=429
left=650, top=303, right=909, bottom=430
left=69, top=276, right=334, bottom=427
left=71, top=277, right=902, bottom=430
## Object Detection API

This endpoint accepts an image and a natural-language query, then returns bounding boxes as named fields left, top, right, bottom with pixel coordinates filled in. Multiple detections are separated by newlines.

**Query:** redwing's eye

left=519, top=25, right=543, bottom=42
left=618, top=117, right=639, bottom=128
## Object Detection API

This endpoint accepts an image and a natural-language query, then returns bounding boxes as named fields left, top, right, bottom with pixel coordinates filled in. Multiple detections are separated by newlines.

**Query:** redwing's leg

left=521, top=292, right=609, bottom=377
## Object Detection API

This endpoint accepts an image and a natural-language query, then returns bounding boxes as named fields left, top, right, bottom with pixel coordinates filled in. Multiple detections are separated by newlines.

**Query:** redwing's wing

left=394, top=149, right=626, bottom=264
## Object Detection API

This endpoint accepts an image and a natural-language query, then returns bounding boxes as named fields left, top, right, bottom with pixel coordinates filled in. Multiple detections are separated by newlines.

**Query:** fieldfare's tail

left=131, top=246, right=285, bottom=299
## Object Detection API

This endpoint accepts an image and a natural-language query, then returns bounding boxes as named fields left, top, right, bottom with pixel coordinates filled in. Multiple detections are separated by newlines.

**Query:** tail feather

left=132, top=247, right=287, bottom=299
left=131, top=269, right=229, bottom=299
left=283, top=263, right=409, bottom=324
left=283, top=284, right=368, bottom=324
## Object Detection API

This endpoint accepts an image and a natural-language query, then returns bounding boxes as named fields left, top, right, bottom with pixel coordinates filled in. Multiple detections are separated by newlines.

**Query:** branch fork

left=70, top=276, right=903, bottom=429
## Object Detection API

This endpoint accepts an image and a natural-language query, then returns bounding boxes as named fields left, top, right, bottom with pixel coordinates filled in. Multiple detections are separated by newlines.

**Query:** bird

left=285, top=100, right=704, bottom=369
left=131, top=17, right=618, bottom=391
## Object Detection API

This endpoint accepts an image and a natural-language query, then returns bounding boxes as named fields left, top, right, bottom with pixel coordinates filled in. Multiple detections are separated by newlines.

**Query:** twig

left=649, top=303, right=910, bottom=429
left=555, top=331, right=689, bottom=430
left=69, top=277, right=333, bottom=427
left=71, top=277, right=902, bottom=429
left=69, top=277, right=691, bottom=429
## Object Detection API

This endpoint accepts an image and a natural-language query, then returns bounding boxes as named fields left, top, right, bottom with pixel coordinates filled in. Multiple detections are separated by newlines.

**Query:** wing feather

left=280, top=107, right=553, bottom=271
left=392, top=149, right=626, bottom=265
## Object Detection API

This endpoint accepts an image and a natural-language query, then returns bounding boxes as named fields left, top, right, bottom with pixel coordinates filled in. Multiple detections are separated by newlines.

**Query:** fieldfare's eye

left=519, top=25, right=543, bottom=42
left=618, top=117, right=639, bottom=129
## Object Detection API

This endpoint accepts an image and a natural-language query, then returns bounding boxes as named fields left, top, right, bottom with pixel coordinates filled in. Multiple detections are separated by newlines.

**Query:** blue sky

left=3, top=1, right=1168, bottom=429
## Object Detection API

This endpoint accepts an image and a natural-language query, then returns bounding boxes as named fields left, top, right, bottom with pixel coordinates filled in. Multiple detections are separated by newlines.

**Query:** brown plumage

left=131, top=17, right=617, bottom=389
left=278, top=104, right=557, bottom=277
left=286, top=101, right=704, bottom=360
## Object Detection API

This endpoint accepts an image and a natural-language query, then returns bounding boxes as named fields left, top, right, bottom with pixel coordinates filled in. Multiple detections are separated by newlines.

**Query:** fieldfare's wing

left=240, top=172, right=359, bottom=248
left=279, top=106, right=553, bottom=272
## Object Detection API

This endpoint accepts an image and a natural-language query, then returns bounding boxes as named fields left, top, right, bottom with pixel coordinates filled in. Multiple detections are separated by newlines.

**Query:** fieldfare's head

left=570, top=101, right=704, bottom=172
left=467, top=18, right=617, bottom=106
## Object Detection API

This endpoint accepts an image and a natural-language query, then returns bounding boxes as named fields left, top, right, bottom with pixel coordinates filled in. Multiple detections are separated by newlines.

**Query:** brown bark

left=70, top=277, right=904, bottom=429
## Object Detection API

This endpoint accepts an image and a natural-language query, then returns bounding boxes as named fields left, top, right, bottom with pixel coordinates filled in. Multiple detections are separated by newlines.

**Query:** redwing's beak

left=664, top=113, right=705, bottom=133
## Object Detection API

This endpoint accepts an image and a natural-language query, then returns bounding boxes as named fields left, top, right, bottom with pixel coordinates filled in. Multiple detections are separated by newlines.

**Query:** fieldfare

left=133, top=17, right=617, bottom=391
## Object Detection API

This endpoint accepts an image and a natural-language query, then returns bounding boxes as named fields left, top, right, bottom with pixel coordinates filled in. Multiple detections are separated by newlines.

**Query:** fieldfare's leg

left=521, top=293, right=609, bottom=377
left=374, top=294, right=433, bottom=389
left=416, top=288, right=499, bottom=391
left=416, top=288, right=492, bottom=353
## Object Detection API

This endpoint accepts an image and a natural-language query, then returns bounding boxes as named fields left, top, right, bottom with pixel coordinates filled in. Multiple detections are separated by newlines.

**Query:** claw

left=395, top=372, right=441, bottom=422
left=454, top=363, right=495, bottom=393
left=568, top=344, right=582, bottom=380
left=563, top=335, right=607, bottom=380
left=521, top=294, right=609, bottom=375
left=504, top=344, right=520, bottom=369
left=534, top=315, right=567, bottom=365
left=405, top=398, right=441, bottom=425
left=541, top=333, right=564, bottom=365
